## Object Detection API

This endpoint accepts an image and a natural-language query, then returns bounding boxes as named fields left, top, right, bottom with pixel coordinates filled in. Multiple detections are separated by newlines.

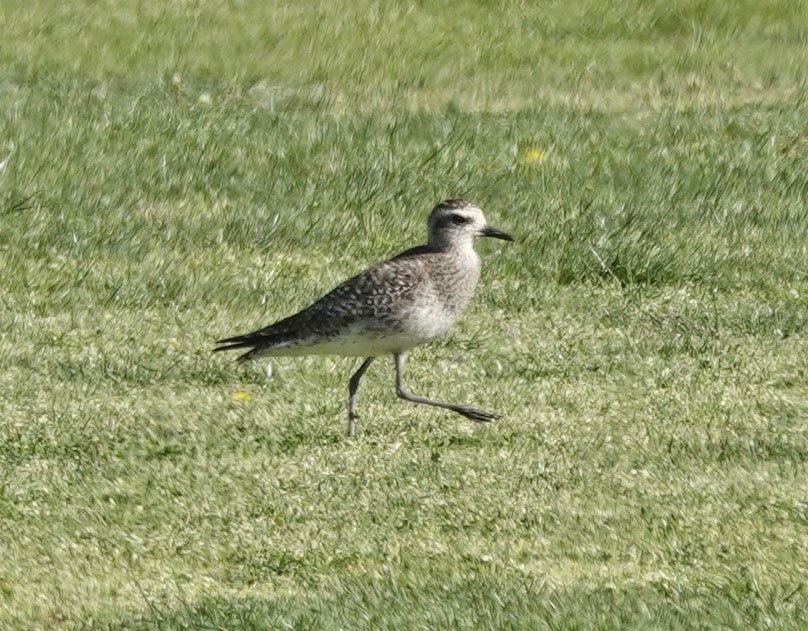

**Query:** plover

left=215, top=199, right=513, bottom=437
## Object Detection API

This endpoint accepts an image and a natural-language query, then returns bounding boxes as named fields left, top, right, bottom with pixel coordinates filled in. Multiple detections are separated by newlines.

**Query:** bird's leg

left=393, top=353, right=499, bottom=423
left=347, top=357, right=375, bottom=437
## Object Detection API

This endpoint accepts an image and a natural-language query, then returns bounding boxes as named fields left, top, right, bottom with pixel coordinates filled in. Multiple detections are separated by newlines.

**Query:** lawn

left=1, top=0, right=807, bottom=628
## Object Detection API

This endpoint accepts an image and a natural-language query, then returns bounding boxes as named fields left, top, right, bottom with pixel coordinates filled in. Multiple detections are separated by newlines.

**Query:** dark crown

left=435, top=199, right=473, bottom=211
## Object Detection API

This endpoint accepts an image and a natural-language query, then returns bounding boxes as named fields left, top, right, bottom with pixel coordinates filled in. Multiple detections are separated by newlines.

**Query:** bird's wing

left=214, top=248, right=432, bottom=356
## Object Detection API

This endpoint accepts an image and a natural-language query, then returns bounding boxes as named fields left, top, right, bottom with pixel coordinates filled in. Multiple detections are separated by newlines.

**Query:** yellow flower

left=231, top=390, right=253, bottom=401
left=523, top=147, right=547, bottom=163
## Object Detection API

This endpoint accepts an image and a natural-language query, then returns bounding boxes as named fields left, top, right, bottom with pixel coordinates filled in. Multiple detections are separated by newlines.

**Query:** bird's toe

left=454, top=406, right=500, bottom=423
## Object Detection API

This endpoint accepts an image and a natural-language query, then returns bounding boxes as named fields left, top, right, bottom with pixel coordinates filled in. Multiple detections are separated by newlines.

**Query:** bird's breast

left=394, top=250, right=482, bottom=342
left=432, top=248, right=482, bottom=312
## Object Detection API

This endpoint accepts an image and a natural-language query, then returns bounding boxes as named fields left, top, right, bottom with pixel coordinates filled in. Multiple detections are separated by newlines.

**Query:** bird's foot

left=452, top=406, right=500, bottom=423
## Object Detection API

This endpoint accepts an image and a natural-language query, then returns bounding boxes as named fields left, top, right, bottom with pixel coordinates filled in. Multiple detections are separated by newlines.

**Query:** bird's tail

left=214, top=324, right=303, bottom=362
left=213, top=334, right=264, bottom=362
left=215, top=307, right=321, bottom=361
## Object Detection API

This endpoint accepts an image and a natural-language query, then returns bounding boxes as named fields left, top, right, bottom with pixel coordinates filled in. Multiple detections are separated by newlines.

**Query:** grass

left=1, top=0, right=808, bottom=628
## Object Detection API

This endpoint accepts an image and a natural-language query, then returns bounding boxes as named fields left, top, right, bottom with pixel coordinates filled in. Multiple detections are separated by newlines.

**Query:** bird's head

left=427, top=199, right=513, bottom=250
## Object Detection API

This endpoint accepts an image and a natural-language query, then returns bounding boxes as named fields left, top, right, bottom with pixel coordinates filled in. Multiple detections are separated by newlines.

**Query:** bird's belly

left=306, top=332, right=423, bottom=357
left=301, top=304, right=457, bottom=357
left=395, top=301, right=458, bottom=341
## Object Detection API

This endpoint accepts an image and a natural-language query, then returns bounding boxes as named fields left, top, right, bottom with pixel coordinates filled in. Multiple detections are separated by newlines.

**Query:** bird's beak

left=480, top=225, right=514, bottom=242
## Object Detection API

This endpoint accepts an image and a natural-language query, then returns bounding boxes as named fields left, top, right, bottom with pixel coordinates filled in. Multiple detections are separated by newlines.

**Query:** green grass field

left=2, top=1, right=808, bottom=628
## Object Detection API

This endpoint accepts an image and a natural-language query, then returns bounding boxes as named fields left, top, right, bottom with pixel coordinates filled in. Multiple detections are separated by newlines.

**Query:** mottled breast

left=391, top=247, right=482, bottom=343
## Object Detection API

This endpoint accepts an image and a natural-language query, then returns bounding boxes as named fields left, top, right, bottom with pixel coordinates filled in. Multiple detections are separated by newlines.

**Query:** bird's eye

left=450, top=214, right=469, bottom=225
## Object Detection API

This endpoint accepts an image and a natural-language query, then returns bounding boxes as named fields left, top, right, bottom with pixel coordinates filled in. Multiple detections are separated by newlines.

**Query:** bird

left=214, top=199, right=514, bottom=437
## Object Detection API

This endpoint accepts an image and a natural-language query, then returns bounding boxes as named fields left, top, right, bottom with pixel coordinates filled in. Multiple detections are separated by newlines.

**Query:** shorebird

left=215, top=199, right=513, bottom=437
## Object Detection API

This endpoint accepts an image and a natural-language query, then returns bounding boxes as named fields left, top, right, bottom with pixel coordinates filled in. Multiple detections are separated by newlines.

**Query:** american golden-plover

left=215, top=199, right=513, bottom=436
